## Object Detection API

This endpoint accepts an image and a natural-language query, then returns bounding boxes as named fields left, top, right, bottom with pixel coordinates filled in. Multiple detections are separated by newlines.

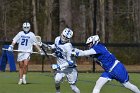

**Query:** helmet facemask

left=60, top=28, right=73, bottom=43
left=61, top=34, right=70, bottom=43
left=86, top=35, right=100, bottom=48
left=23, top=22, right=30, bottom=33
left=86, top=42, right=93, bottom=48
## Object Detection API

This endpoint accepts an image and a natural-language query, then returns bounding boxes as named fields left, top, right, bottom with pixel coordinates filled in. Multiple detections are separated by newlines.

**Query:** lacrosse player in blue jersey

left=47, top=28, right=80, bottom=93
left=72, top=35, right=140, bottom=93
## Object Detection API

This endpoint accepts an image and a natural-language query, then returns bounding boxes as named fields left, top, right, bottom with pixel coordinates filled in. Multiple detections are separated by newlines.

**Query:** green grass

left=0, top=72, right=140, bottom=93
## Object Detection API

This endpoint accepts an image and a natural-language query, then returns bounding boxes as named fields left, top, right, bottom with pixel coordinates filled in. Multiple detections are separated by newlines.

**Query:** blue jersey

left=91, top=43, right=117, bottom=72
left=75, top=43, right=129, bottom=83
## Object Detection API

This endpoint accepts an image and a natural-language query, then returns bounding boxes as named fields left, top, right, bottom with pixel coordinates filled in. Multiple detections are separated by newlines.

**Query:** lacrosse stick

left=35, top=36, right=56, bottom=57
left=2, top=48, right=55, bottom=56
left=35, top=36, right=56, bottom=72
left=2, top=48, right=39, bottom=54
left=35, top=36, right=42, bottom=46
left=2, top=48, right=55, bottom=57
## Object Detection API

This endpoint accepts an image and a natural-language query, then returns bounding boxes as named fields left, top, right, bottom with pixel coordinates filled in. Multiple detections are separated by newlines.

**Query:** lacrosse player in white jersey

left=47, top=28, right=80, bottom=93
left=8, top=22, right=44, bottom=85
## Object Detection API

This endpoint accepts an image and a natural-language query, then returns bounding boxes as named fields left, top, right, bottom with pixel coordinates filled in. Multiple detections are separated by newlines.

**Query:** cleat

left=22, top=78, right=27, bottom=84
left=18, top=79, right=23, bottom=85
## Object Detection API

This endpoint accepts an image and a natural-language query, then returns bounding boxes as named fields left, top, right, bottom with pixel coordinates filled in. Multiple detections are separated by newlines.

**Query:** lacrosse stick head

left=36, top=36, right=42, bottom=46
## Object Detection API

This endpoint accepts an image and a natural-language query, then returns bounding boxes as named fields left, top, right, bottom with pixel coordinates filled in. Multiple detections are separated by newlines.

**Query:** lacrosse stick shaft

left=47, top=53, right=56, bottom=57
left=2, top=48, right=56, bottom=57
left=2, top=48, right=39, bottom=54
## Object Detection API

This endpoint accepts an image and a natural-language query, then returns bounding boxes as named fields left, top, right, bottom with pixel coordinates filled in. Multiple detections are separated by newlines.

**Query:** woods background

left=0, top=0, right=139, bottom=70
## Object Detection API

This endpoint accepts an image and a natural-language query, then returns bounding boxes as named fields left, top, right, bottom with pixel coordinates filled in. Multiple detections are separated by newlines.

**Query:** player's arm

left=8, top=32, right=21, bottom=51
left=73, top=48, right=97, bottom=56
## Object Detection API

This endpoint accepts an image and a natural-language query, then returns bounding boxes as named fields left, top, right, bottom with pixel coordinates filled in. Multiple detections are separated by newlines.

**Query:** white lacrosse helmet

left=61, top=28, right=73, bottom=43
left=23, top=22, right=31, bottom=32
left=86, top=35, right=100, bottom=45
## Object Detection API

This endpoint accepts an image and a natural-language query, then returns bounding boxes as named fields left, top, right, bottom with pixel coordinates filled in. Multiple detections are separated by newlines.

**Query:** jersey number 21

left=21, top=38, right=28, bottom=46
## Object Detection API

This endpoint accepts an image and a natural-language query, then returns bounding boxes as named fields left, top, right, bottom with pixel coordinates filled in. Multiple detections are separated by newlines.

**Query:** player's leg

left=92, top=77, right=109, bottom=93
left=18, top=61, right=24, bottom=84
left=54, top=72, right=64, bottom=93
left=123, top=81, right=140, bottom=93
left=66, top=68, right=80, bottom=93
left=70, top=84, right=80, bottom=93
left=21, top=53, right=30, bottom=84
left=22, top=59, right=29, bottom=84
left=111, top=62, right=140, bottom=93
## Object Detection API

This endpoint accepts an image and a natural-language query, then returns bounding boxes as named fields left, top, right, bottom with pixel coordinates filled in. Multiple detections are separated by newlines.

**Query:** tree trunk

left=2, top=0, right=7, bottom=41
left=71, top=0, right=81, bottom=42
left=51, top=0, right=60, bottom=40
left=133, top=0, right=140, bottom=43
left=79, top=4, right=86, bottom=42
left=43, top=0, right=59, bottom=41
left=32, top=0, right=38, bottom=35
left=44, top=0, right=53, bottom=41
left=88, top=0, right=94, bottom=37
left=107, top=0, right=113, bottom=43
left=99, top=0, right=105, bottom=43
left=59, top=0, right=72, bottom=32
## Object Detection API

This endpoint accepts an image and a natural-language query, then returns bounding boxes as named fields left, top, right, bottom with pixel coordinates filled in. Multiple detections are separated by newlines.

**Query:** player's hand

left=39, top=50, right=45, bottom=55
left=8, top=45, right=13, bottom=51
left=71, top=51, right=79, bottom=57
left=46, top=45, right=52, bottom=50
left=47, top=45, right=52, bottom=50
left=42, top=43, right=52, bottom=50
left=38, top=42, right=42, bottom=46
left=51, top=64, right=60, bottom=70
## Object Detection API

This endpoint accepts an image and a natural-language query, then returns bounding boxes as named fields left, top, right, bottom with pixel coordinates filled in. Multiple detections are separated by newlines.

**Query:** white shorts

left=54, top=68, right=78, bottom=84
left=17, top=53, right=31, bottom=62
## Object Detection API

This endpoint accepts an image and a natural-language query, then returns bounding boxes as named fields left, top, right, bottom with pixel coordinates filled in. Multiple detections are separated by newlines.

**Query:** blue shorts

left=101, top=62, right=129, bottom=83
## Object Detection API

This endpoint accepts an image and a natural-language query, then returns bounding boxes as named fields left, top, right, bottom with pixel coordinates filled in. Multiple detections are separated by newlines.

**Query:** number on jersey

left=21, top=38, right=28, bottom=46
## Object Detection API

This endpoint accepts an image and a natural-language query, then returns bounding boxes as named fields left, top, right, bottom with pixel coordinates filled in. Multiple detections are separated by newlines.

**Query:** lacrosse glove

left=71, top=51, right=79, bottom=57
left=39, top=50, right=45, bottom=55
left=8, top=45, right=13, bottom=51
left=51, top=64, right=60, bottom=70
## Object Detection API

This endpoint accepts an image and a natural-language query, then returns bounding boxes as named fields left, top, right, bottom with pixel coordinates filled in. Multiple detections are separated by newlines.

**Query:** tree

left=59, top=0, right=72, bottom=32
left=44, top=0, right=53, bottom=41
left=133, top=0, right=140, bottom=43
left=106, top=0, right=113, bottom=43
left=32, top=0, right=38, bottom=35
left=43, top=0, right=59, bottom=41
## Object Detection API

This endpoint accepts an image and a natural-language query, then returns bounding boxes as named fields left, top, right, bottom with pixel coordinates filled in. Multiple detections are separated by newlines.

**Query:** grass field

left=0, top=72, right=140, bottom=93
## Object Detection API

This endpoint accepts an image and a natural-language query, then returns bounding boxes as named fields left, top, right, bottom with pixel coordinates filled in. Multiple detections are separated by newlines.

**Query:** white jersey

left=13, top=31, right=37, bottom=52
left=51, top=36, right=76, bottom=69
